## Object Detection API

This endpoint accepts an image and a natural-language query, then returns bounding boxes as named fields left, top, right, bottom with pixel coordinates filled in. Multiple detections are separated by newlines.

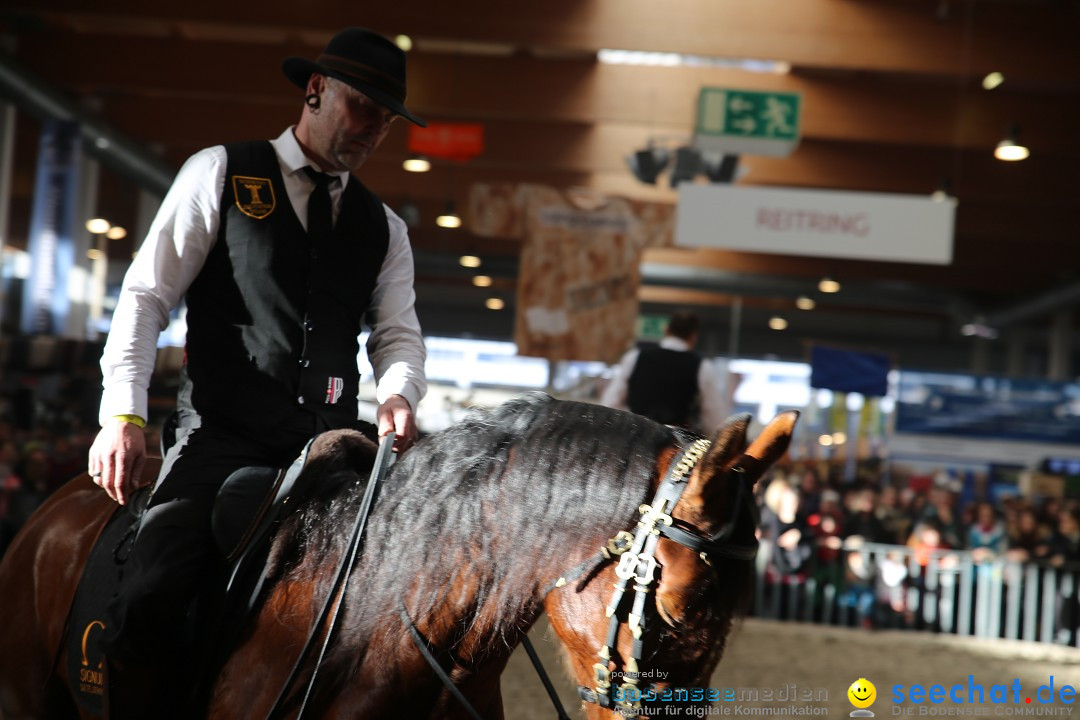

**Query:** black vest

left=179, top=140, right=390, bottom=432
left=626, top=345, right=703, bottom=427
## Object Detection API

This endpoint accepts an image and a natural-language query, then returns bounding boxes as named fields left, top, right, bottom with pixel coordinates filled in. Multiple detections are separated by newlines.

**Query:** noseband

left=558, top=436, right=761, bottom=717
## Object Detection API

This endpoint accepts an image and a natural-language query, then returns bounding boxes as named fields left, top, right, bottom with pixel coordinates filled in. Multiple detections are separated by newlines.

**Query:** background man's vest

left=626, top=345, right=702, bottom=427
left=180, top=141, right=390, bottom=433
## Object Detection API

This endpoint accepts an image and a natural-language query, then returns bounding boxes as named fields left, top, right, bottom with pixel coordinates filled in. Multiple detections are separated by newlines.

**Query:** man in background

left=601, top=310, right=724, bottom=433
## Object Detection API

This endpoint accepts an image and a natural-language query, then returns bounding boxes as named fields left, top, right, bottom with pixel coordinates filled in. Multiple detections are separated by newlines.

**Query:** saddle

left=64, top=428, right=378, bottom=716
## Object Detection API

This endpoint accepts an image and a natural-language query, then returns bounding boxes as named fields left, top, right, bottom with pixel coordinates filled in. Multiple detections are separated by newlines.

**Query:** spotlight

left=395, top=35, right=413, bottom=52
left=995, top=125, right=1029, bottom=161
left=85, top=218, right=110, bottom=234
left=436, top=202, right=462, bottom=228
left=402, top=156, right=431, bottom=173
left=485, top=298, right=505, bottom=310
left=982, top=72, right=1004, bottom=90
left=459, top=255, right=481, bottom=268
left=818, top=277, right=841, bottom=293
left=625, top=146, right=669, bottom=185
left=669, top=147, right=702, bottom=187
left=768, top=316, right=788, bottom=331
left=105, top=226, right=127, bottom=240
left=960, top=322, right=999, bottom=340
left=702, top=153, right=740, bottom=183
left=795, top=296, right=815, bottom=311
left=472, top=275, right=493, bottom=288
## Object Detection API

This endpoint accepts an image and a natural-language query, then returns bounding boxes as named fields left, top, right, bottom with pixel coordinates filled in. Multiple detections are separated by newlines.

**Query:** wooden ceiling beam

left=50, top=86, right=1073, bottom=208
left=11, top=0, right=1080, bottom=81
left=15, top=34, right=1079, bottom=153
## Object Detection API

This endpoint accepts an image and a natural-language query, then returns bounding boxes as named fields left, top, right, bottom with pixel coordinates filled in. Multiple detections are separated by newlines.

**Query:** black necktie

left=303, top=167, right=334, bottom=244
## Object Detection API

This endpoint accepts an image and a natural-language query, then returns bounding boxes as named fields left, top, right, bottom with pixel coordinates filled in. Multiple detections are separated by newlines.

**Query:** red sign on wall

left=407, top=123, right=484, bottom=162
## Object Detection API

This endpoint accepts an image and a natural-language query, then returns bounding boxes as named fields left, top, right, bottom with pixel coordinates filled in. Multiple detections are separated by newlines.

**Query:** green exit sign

left=694, top=88, right=802, bottom=157
left=636, top=314, right=667, bottom=342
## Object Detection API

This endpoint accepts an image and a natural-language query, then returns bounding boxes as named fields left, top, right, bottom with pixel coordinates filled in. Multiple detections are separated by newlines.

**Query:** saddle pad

left=65, top=504, right=140, bottom=715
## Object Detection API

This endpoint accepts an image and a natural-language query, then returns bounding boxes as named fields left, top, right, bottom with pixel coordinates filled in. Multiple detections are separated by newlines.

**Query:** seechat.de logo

left=849, top=678, right=878, bottom=718
left=891, top=676, right=1076, bottom=710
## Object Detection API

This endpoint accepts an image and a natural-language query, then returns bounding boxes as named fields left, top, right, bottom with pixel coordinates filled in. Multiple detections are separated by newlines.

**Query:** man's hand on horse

left=377, top=394, right=418, bottom=452
left=88, top=417, right=147, bottom=506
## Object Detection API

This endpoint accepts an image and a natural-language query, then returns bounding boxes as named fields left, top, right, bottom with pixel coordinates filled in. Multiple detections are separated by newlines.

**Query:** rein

left=264, top=432, right=396, bottom=720
left=407, top=434, right=760, bottom=720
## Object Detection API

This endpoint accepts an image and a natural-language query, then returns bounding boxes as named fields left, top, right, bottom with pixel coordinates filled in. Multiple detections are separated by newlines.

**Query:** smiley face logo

left=848, top=678, right=877, bottom=709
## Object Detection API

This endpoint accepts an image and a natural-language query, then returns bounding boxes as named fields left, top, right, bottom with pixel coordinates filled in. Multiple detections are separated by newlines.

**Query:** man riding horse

left=86, top=27, right=427, bottom=718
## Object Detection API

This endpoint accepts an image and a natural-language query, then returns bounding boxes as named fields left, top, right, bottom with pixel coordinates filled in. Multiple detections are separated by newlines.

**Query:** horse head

left=545, top=411, right=798, bottom=718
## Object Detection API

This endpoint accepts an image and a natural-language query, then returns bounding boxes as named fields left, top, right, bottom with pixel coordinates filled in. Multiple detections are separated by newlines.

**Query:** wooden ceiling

left=2, top=0, right=1078, bottom=373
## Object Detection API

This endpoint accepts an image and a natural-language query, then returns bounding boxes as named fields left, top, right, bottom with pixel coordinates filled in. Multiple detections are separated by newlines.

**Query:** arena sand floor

left=501, top=618, right=1080, bottom=720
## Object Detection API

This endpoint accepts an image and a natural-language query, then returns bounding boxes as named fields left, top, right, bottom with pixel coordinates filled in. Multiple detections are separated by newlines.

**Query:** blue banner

left=809, top=345, right=890, bottom=397
left=896, top=371, right=1080, bottom=445
left=21, top=119, right=81, bottom=335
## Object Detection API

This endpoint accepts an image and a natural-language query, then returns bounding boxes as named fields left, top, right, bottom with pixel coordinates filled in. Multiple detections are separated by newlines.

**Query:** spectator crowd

left=756, top=463, right=1080, bottom=643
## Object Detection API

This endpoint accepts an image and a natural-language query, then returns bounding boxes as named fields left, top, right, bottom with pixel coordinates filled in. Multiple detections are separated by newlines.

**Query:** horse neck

left=354, top=471, right=642, bottom=665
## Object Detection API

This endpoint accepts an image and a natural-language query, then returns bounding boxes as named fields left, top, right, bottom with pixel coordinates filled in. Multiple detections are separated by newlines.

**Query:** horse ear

left=677, top=413, right=750, bottom=515
left=680, top=410, right=799, bottom=523
left=654, top=411, right=799, bottom=629
left=736, top=409, right=800, bottom=486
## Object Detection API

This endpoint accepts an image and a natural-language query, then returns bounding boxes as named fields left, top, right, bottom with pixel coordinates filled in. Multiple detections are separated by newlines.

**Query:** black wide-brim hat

left=283, top=27, right=427, bottom=127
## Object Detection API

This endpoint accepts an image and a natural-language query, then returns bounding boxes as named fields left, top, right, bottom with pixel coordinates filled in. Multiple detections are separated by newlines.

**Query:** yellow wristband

left=113, top=414, right=147, bottom=428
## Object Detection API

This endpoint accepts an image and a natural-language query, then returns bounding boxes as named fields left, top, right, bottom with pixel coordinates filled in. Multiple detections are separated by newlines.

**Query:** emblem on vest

left=325, top=376, right=344, bottom=405
left=232, top=175, right=276, bottom=219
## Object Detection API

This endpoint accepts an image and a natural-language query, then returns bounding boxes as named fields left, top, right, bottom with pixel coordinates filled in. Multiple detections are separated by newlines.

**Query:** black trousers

left=103, top=411, right=324, bottom=667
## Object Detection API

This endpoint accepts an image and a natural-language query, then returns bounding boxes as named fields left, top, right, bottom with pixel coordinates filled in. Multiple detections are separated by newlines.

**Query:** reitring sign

left=676, top=184, right=955, bottom=266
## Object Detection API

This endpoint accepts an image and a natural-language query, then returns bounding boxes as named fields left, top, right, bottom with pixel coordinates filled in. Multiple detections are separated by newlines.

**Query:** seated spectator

left=845, top=487, right=890, bottom=544
left=1040, top=497, right=1064, bottom=531
left=762, top=478, right=813, bottom=580
left=1047, top=506, right=1080, bottom=645
left=808, top=489, right=844, bottom=564
left=907, top=517, right=951, bottom=568
left=48, top=435, right=87, bottom=492
left=4, top=445, right=52, bottom=541
left=1007, top=505, right=1051, bottom=563
left=1047, top=506, right=1080, bottom=568
left=876, top=485, right=908, bottom=546
left=967, top=502, right=1007, bottom=562
left=798, top=467, right=823, bottom=517
left=920, top=487, right=965, bottom=549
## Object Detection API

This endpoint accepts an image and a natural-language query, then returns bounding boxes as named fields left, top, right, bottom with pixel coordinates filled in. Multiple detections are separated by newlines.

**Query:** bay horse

left=0, top=393, right=797, bottom=719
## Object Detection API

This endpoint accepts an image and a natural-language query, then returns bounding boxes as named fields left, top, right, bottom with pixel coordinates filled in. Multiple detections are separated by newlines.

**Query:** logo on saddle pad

left=232, top=175, right=276, bottom=219
left=78, top=620, right=107, bottom=697
left=326, top=376, right=344, bottom=405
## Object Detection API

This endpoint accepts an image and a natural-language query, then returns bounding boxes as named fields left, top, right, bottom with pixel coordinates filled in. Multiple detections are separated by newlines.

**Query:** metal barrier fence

left=752, top=541, right=1080, bottom=648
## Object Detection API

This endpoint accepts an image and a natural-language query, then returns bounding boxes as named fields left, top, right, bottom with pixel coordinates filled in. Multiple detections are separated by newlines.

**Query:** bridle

left=552, top=435, right=762, bottom=717
left=401, top=433, right=762, bottom=720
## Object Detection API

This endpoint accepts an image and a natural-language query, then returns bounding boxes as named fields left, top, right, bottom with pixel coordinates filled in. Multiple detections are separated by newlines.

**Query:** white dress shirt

left=600, top=336, right=725, bottom=433
left=99, top=127, right=427, bottom=425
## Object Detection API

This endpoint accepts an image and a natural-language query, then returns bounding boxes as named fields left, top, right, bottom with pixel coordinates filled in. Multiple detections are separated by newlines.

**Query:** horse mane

left=268, top=394, right=676, bottom=656
left=260, top=391, right=758, bottom=709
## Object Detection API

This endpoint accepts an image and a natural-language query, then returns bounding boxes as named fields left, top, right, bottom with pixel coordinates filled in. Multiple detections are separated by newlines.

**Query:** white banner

left=676, top=184, right=954, bottom=265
